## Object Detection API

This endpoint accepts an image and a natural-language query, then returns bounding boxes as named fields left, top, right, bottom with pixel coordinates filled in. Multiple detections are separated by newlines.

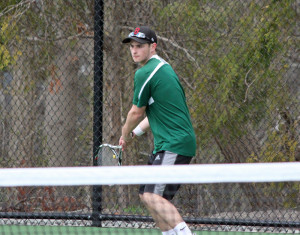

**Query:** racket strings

left=97, top=146, right=122, bottom=166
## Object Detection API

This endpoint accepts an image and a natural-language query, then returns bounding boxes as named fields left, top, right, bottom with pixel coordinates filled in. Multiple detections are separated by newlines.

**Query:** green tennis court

left=0, top=225, right=289, bottom=235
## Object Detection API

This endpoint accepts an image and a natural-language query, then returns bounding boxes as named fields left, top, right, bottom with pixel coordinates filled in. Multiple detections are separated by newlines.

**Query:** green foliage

left=248, top=126, right=298, bottom=163
left=0, top=19, right=21, bottom=71
left=157, top=1, right=298, bottom=209
left=123, top=205, right=149, bottom=216
left=250, top=132, right=300, bottom=208
left=0, top=1, right=26, bottom=71
left=158, top=0, right=297, bottom=160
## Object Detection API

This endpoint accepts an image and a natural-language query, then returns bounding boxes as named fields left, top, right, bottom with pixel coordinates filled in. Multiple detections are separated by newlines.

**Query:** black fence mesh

left=0, top=0, right=299, bottom=233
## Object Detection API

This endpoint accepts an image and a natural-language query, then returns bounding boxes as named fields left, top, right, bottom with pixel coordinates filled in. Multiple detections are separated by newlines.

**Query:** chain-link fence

left=0, top=0, right=299, bottom=232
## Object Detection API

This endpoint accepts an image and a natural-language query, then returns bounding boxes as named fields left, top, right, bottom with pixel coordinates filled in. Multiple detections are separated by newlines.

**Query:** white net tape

left=0, top=162, right=299, bottom=187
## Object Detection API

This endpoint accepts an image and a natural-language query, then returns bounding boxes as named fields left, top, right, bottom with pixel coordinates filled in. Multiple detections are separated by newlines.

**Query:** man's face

left=129, top=41, right=155, bottom=65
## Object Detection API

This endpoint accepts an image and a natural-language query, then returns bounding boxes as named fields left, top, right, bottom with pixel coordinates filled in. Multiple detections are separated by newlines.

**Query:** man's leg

left=139, top=152, right=194, bottom=234
left=140, top=192, right=193, bottom=234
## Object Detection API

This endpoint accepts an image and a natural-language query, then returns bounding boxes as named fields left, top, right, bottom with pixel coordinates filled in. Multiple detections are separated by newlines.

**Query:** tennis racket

left=96, top=144, right=123, bottom=166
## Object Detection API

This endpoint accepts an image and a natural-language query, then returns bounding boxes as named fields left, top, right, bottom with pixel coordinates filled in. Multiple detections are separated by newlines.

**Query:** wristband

left=132, top=125, right=145, bottom=136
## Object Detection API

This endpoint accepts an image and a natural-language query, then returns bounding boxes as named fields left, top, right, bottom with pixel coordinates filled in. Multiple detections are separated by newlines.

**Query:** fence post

left=92, top=0, right=104, bottom=227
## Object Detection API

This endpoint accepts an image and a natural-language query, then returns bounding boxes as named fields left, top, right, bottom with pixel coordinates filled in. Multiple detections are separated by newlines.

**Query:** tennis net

left=0, top=162, right=299, bottom=235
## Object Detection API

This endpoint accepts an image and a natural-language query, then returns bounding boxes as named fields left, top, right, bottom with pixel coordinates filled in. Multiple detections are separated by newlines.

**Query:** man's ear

left=150, top=43, right=157, bottom=52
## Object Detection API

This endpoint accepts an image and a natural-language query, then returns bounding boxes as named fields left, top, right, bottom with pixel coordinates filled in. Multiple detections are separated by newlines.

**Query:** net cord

left=0, top=162, right=299, bottom=187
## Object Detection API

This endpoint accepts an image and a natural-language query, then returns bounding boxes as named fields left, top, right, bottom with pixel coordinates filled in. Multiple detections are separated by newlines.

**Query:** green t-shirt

left=133, top=55, right=196, bottom=157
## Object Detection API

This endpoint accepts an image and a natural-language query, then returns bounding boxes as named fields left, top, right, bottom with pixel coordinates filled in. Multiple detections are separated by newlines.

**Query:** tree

left=156, top=0, right=299, bottom=211
left=0, top=1, right=95, bottom=167
left=157, top=0, right=298, bottom=164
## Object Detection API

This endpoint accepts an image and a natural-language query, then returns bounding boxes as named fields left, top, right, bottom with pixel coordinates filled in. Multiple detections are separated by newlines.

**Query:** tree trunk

left=44, top=42, right=78, bottom=167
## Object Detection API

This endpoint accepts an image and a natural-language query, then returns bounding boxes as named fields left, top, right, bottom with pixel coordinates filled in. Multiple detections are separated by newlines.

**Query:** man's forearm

left=132, top=117, right=150, bottom=136
left=122, top=107, right=144, bottom=140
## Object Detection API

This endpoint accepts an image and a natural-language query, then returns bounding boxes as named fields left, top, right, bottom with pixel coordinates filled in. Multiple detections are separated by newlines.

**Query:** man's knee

left=139, top=192, right=158, bottom=205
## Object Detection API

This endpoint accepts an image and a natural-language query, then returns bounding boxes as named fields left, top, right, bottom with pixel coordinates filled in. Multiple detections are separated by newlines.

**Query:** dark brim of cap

left=122, top=36, right=150, bottom=44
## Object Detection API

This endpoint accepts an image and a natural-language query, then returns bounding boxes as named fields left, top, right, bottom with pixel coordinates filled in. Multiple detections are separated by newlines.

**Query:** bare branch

left=243, top=67, right=256, bottom=102
left=25, top=30, right=93, bottom=42
left=158, top=35, right=200, bottom=69
left=180, top=76, right=196, bottom=91
left=0, top=0, right=35, bottom=18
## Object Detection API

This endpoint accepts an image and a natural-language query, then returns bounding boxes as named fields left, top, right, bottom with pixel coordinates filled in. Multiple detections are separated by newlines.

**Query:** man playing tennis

left=119, top=26, right=196, bottom=235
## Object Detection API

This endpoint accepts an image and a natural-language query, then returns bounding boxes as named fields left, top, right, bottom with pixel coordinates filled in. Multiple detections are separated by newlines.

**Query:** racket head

left=96, top=144, right=122, bottom=166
